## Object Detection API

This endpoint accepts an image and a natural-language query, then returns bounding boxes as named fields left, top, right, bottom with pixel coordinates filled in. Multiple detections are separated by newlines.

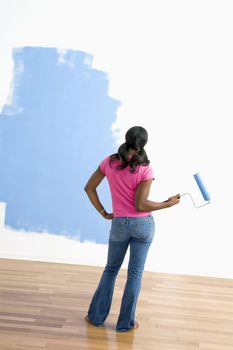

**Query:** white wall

left=0, top=0, right=233, bottom=279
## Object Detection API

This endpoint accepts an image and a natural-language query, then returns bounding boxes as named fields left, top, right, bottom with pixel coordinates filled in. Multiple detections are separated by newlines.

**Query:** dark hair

left=110, top=126, right=150, bottom=173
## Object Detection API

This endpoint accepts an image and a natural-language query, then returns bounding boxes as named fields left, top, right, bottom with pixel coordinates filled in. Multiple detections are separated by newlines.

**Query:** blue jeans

left=87, top=215, right=155, bottom=332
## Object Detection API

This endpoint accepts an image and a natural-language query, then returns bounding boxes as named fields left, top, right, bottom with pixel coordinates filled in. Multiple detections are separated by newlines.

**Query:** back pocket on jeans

left=132, top=219, right=155, bottom=242
left=109, top=220, right=126, bottom=241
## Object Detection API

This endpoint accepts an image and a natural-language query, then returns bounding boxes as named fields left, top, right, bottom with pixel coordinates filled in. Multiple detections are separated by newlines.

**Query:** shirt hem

left=113, top=212, right=152, bottom=217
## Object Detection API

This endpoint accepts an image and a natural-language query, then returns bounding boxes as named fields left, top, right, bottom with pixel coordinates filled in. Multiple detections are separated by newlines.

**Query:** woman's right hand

left=166, top=194, right=180, bottom=207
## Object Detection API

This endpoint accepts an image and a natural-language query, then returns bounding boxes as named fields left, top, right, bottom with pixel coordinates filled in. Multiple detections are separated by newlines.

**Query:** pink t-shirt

left=100, top=156, right=154, bottom=217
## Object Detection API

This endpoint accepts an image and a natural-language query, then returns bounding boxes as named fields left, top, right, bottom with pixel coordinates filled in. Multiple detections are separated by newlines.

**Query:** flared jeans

left=87, top=215, right=155, bottom=332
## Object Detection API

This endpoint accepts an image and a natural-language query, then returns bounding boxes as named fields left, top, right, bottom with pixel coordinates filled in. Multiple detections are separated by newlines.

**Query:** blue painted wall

left=0, top=47, right=120, bottom=243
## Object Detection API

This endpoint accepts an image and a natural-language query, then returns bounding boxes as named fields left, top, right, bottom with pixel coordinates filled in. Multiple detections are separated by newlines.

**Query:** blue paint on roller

left=193, top=173, right=211, bottom=202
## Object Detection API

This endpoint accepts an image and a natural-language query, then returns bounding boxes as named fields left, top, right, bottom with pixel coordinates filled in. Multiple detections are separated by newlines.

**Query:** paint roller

left=179, top=172, right=211, bottom=208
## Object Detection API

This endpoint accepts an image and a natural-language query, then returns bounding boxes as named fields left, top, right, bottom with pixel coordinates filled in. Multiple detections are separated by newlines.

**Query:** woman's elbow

left=84, top=183, right=96, bottom=193
left=135, top=201, right=145, bottom=212
left=84, top=184, right=91, bottom=193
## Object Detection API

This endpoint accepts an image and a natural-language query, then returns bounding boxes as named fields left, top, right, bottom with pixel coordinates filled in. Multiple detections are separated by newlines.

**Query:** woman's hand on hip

left=101, top=211, right=114, bottom=220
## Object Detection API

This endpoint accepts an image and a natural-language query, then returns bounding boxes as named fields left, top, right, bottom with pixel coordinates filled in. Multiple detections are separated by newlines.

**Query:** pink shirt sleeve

left=141, top=165, right=155, bottom=182
left=99, top=156, right=109, bottom=175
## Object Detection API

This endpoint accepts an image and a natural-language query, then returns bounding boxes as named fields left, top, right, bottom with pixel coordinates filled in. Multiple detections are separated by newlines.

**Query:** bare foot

left=85, top=315, right=103, bottom=327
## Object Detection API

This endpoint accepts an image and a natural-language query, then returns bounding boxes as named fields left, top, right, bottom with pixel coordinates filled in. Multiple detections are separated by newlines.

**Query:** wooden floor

left=0, top=259, right=233, bottom=350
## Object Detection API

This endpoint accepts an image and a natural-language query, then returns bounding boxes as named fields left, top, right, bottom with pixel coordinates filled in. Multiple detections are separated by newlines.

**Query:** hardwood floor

left=0, top=258, right=233, bottom=350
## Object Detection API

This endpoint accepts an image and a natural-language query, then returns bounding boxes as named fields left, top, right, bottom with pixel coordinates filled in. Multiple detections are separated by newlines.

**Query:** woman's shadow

left=85, top=317, right=135, bottom=349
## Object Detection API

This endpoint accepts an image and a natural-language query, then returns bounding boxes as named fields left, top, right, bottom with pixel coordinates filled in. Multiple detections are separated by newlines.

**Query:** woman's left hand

left=102, top=211, right=114, bottom=220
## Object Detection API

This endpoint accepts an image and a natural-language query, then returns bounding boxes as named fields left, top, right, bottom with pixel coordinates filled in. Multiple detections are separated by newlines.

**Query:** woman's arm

left=135, top=179, right=180, bottom=212
left=84, top=167, right=113, bottom=219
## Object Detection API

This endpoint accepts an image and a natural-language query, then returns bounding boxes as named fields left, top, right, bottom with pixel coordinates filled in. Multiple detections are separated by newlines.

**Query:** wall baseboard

left=0, top=251, right=104, bottom=266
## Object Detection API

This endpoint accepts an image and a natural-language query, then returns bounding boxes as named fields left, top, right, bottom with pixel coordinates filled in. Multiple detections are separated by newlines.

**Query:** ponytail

left=110, top=142, right=150, bottom=173
left=109, top=126, right=150, bottom=172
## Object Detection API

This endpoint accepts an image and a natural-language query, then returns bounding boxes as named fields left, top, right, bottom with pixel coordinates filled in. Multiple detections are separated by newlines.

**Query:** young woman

left=84, top=126, right=180, bottom=332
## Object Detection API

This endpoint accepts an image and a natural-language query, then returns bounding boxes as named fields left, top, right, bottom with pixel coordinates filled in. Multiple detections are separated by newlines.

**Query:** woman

left=84, top=126, right=180, bottom=332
